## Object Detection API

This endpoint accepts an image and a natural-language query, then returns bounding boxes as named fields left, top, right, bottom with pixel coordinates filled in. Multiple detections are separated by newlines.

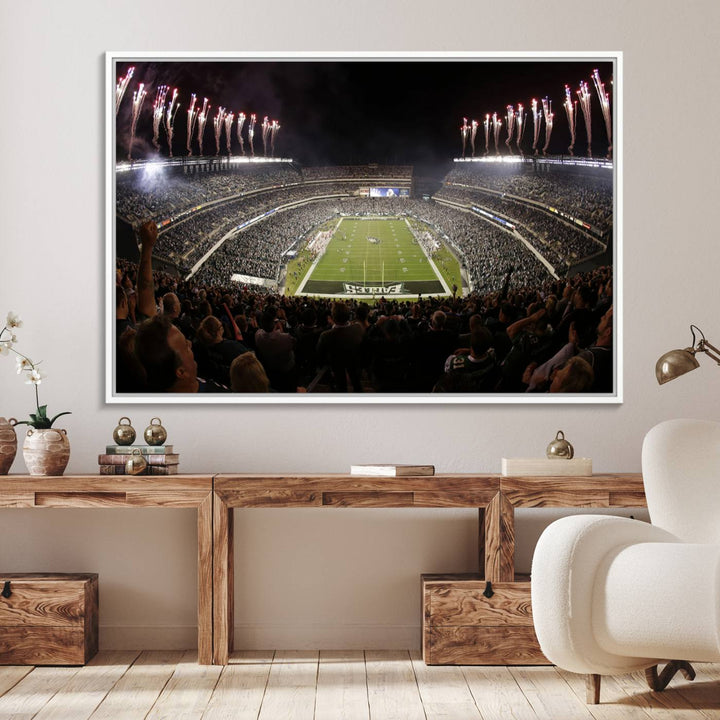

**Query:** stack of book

left=98, top=445, right=180, bottom=475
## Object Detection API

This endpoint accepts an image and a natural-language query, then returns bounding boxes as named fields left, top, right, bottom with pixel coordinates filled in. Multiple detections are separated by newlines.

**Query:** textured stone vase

left=0, top=417, right=18, bottom=475
left=22, top=428, right=70, bottom=476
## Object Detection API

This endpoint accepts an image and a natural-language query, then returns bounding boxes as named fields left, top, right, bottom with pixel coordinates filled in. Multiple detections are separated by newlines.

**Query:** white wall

left=1, top=0, right=718, bottom=650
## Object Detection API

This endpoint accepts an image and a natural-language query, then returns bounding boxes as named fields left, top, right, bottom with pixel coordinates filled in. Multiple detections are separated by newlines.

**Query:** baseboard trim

left=233, top=623, right=421, bottom=650
left=99, top=624, right=421, bottom=650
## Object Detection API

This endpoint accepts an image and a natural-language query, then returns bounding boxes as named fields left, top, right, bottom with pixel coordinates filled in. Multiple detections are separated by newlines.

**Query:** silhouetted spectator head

left=261, top=307, right=277, bottom=332
left=470, top=327, right=493, bottom=358
left=230, top=353, right=270, bottom=392
left=134, top=314, right=198, bottom=392
left=162, top=292, right=181, bottom=318
left=197, top=315, right=224, bottom=346
left=431, top=310, right=446, bottom=330
left=550, top=356, right=594, bottom=393
left=331, top=302, right=350, bottom=325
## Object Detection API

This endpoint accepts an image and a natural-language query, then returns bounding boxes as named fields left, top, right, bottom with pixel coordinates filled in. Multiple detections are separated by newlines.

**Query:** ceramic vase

left=22, top=428, right=70, bottom=476
left=0, top=417, right=17, bottom=475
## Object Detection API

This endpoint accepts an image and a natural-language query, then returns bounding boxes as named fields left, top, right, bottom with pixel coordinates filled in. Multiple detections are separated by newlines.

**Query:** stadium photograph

left=109, top=53, right=618, bottom=402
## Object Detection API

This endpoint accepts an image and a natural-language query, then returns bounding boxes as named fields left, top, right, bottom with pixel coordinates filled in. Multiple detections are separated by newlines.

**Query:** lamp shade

left=655, top=348, right=700, bottom=385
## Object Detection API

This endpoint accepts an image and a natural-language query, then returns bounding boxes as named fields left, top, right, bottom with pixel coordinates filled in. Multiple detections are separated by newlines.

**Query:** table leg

left=213, top=493, right=234, bottom=665
left=483, top=492, right=515, bottom=582
left=197, top=493, right=213, bottom=665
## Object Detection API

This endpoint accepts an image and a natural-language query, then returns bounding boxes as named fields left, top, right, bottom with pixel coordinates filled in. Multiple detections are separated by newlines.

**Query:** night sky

left=114, top=58, right=614, bottom=169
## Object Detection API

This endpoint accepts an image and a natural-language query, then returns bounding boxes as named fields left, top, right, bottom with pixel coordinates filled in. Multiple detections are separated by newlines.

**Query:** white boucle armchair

left=531, top=418, right=720, bottom=704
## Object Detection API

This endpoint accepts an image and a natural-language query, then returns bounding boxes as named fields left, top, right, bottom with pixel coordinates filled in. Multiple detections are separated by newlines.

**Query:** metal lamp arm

left=697, top=339, right=720, bottom=365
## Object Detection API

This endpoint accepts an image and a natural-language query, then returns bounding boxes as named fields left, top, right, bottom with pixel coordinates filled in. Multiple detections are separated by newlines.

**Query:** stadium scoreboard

left=369, top=187, right=410, bottom=198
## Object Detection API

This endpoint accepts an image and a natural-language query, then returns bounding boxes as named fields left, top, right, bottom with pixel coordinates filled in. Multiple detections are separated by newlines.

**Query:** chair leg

left=645, top=661, right=696, bottom=692
left=586, top=674, right=601, bottom=704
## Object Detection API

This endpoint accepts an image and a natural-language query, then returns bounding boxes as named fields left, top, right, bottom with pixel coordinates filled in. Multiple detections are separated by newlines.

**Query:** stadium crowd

left=116, top=221, right=613, bottom=396
left=434, top=186, right=603, bottom=269
left=301, top=165, right=413, bottom=180
left=114, top=162, right=614, bottom=395
left=447, top=164, right=613, bottom=234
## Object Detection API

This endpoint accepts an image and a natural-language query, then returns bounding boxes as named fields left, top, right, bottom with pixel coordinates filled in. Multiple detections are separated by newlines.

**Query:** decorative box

left=0, top=573, right=98, bottom=665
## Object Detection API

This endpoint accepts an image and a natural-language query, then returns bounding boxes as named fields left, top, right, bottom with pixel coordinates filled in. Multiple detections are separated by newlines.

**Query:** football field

left=297, top=217, right=449, bottom=298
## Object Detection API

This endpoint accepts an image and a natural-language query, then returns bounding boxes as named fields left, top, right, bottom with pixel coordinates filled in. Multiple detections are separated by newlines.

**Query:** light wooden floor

left=0, top=650, right=717, bottom=719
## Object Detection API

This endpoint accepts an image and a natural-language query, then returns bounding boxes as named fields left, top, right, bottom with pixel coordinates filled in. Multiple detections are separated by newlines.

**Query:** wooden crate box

left=422, top=573, right=548, bottom=665
left=0, top=573, right=98, bottom=665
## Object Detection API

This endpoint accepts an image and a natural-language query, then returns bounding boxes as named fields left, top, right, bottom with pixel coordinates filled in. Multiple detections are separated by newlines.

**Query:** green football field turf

left=299, top=217, right=447, bottom=296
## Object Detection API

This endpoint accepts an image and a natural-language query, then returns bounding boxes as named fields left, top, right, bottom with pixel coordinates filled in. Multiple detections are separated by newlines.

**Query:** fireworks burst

left=127, top=83, right=147, bottom=160
left=261, top=116, right=271, bottom=157
left=115, top=67, right=134, bottom=115
left=224, top=111, right=234, bottom=155
left=196, top=98, right=210, bottom=156
left=152, top=85, right=169, bottom=152
left=460, top=118, right=469, bottom=158
left=164, top=88, right=179, bottom=157
left=515, top=104, right=526, bottom=154
left=492, top=113, right=502, bottom=155
left=236, top=112, right=246, bottom=155
left=563, top=85, right=577, bottom=156
left=505, top=105, right=516, bottom=153
left=577, top=80, right=592, bottom=157
left=483, top=114, right=490, bottom=155
left=213, top=106, right=227, bottom=156
left=186, top=94, right=198, bottom=156
left=592, top=68, right=612, bottom=159
left=531, top=99, right=542, bottom=156
left=541, top=97, right=553, bottom=155
left=248, top=113, right=257, bottom=156
left=270, top=119, right=281, bottom=157
left=470, top=120, right=478, bottom=157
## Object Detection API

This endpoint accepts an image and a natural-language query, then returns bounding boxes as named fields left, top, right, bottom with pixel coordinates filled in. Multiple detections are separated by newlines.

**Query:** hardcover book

left=350, top=464, right=435, bottom=477
left=98, top=464, right=179, bottom=475
left=105, top=445, right=174, bottom=454
left=98, top=453, right=179, bottom=466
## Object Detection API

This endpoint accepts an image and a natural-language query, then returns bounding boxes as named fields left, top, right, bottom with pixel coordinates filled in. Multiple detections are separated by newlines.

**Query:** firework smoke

left=531, top=99, right=542, bottom=156
left=592, top=68, right=612, bottom=159
left=541, top=97, right=553, bottom=155
left=152, top=85, right=169, bottom=152
left=236, top=112, right=246, bottom=155
left=186, top=94, right=198, bottom=156
left=564, top=85, right=577, bottom=156
left=484, top=114, right=490, bottom=155
left=196, top=98, right=210, bottom=156
left=224, top=111, right=234, bottom=155
left=261, top=116, right=271, bottom=157
left=127, top=83, right=147, bottom=160
left=470, top=120, right=478, bottom=157
left=492, top=113, right=502, bottom=155
left=164, top=88, right=179, bottom=157
left=515, top=104, right=526, bottom=153
left=270, top=119, right=281, bottom=157
left=460, top=118, right=469, bottom=158
left=505, top=105, right=516, bottom=153
left=577, top=80, right=592, bottom=157
left=248, top=113, right=257, bottom=156
left=213, top=106, right=227, bottom=156
left=115, top=67, right=134, bottom=115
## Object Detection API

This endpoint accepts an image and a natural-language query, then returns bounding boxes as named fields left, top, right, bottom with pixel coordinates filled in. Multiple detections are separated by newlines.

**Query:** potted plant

left=0, top=312, right=71, bottom=475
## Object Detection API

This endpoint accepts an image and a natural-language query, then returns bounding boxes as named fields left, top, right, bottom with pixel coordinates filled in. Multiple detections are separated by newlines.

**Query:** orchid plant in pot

left=0, top=312, right=72, bottom=475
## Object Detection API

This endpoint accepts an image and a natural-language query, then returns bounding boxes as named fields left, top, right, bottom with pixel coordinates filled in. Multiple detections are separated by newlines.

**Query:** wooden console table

left=1, top=473, right=647, bottom=666
left=212, top=473, right=645, bottom=665
left=0, top=475, right=214, bottom=665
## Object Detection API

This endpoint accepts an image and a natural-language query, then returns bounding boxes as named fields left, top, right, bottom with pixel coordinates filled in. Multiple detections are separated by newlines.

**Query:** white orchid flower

left=16, top=356, right=33, bottom=373
left=6, top=312, right=22, bottom=329
left=25, top=368, right=46, bottom=385
left=0, top=342, right=10, bottom=356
